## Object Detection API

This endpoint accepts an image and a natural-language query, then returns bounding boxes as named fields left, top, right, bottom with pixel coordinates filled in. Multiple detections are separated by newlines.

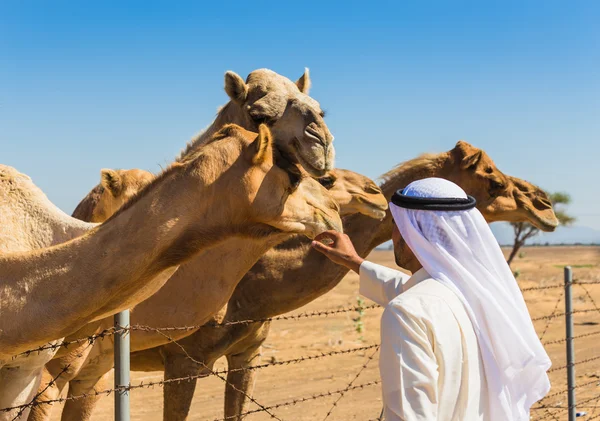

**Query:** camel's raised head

left=224, top=68, right=334, bottom=177
left=318, top=169, right=388, bottom=219
left=79, top=169, right=155, bottom=222
left=451, top=141, right=558, bottom=232
left=202, top=124, right=342, bottom=239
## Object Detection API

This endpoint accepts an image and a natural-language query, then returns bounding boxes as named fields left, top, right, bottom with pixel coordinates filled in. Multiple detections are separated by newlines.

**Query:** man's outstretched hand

left=311, top=231, right=364, bottom=274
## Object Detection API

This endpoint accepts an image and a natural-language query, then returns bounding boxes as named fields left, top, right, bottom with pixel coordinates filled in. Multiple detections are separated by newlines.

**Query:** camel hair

left=0, top=124, right=341, bottom=420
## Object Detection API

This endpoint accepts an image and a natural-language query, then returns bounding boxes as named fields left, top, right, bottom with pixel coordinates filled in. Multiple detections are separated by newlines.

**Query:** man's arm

left=359, top=261, right=410, bottom=306
left=380, top=305, right=439, bottom=421
left=311, top=231, right=410, bottom=306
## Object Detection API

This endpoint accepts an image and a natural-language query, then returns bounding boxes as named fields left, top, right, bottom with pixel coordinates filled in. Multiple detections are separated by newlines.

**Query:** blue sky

left=2, top=1, right=599, bottom=230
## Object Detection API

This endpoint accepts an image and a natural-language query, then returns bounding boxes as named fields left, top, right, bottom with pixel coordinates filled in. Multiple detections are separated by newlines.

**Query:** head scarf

left=390, top=177, right=551, bottom=421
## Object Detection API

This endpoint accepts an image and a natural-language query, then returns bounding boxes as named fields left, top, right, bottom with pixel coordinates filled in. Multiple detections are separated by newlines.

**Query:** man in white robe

left=312, top=177, right=551, bottom=421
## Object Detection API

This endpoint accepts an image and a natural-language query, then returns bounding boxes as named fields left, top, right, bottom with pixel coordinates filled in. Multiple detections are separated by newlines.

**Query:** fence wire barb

left=211, top=380, right=381, bottom=421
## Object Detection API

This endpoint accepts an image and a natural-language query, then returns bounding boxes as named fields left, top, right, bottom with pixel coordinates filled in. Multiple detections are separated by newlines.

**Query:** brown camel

left=179, top=68, right=334, bottom=176
left=129, top=141, right=557, bottom=421
left=0, top=165, right=153, bottom=420
left=0, top=124, right=341, bottom=420
left=72, top=168, right=155, bottom=222
left=28, top=168, right=386, bottom=421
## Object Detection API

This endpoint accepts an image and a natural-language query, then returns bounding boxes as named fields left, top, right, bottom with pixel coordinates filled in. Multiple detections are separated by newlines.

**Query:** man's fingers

left=311, top=240, right=334, bottom=254
left=314, top=230, right=341, bottom=244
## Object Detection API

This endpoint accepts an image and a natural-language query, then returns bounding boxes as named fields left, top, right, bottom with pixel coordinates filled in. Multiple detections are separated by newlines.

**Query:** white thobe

left=360, top=261, right=489, bottom=421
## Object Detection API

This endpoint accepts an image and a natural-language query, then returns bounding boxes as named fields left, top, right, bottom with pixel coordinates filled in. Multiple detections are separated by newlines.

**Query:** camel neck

left=0, top=166, right=240, bottom=357
left=180, top=102, right=254, bottom=160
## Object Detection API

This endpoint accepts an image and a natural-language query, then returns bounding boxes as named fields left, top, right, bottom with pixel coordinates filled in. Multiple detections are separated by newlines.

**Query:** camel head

left=318, top=169, right=388, bottom=219
left=90, top=169, right=154, bottom=222
left=193, top=124, right=342, bottom=239
left=224, top=68, right=334, bottom=178
left=450, top=141, right=558, bottom=232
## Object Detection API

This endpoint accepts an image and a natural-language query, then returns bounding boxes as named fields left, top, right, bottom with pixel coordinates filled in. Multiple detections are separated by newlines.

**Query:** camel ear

left=100, top=169, right=123, bottom=197
left=454, top=140, right=483, bottom=170
left=251, top=124, right=273, bottom=165
left=224, top=71, right=248, bottom=104
left=295, top=68, right=311, bottom=94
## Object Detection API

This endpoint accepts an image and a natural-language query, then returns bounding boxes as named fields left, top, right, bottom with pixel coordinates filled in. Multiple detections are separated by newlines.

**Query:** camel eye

left=485, top=167, right=494, bottom=174
left=317, top=176, right=336, bottom=190
left=490, top=179, right=505, bottom=191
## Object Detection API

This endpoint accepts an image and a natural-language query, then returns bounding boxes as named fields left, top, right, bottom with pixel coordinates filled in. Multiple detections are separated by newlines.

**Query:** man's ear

left=251, top=124, right=273, bottom=165
left=295, top=67, right=311, bottom=94
left=224, top=71, right=248, bottom=104
left=100, top=169, right=123, bottom=197
left=454, top=140, right=483, bottom=170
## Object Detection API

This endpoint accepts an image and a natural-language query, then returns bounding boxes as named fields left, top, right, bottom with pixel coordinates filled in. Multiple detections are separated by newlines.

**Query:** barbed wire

left=211, top=380, right=381, bottom=421
left=131, top=303, right=382, bottom=333
left=532, top=308, right=598, bottom=323
left=14, top=326, right=126, bottom=357
left=12, top=304, right=382, bottom=361
left=4, top=275, right=600, bottom=419
left=322, top=345, right=380, bottom=420
left=0, top=341, right=379, bottom=415
left=15, top=280, right=589, bottom=359
left=537, top=288, right=565, bottom=342
left=548, top=354, right=600, bottom=373
left=542, top=329, right=600, bottom=346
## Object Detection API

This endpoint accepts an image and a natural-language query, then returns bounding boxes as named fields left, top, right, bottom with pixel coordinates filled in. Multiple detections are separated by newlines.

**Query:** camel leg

left=162, top=352, right=213, bottom=421
left=28, top=342, right=94, bottom=421
left=223, top=341, right=263, bottom=421
left=25, top=368, right=60, bottom=421
left=0, top=350, right=57, bottom=421
left=0, top=366, right=43, bottom=421
left=60, top=372, right=109, bottom=421
left=59, top=344, right=114, bottom=421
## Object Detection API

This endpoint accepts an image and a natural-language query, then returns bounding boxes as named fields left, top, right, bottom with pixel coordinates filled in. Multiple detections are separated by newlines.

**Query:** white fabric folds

left=390, top=178, right=551, bottom=421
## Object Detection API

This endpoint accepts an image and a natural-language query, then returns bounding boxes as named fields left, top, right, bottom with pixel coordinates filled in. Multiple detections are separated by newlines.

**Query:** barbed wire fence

left=2, top=269, right=600, bottom=420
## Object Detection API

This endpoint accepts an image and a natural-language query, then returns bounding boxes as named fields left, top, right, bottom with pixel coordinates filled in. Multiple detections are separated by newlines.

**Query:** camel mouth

left=535, top=215, right=559, bottom=232
left=293, top=139, right=329, bottom=177
left=304, top=127, right=327, bottom=146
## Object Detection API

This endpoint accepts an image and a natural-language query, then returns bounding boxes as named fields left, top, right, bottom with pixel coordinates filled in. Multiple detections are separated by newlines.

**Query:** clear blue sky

left=2, top=1, right=599, bottom=229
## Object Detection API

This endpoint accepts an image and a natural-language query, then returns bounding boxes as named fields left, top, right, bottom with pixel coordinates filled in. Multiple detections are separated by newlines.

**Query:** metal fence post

left=114, top=309, right=130, bottom=421
left=565, top=266, right=576, bottom=421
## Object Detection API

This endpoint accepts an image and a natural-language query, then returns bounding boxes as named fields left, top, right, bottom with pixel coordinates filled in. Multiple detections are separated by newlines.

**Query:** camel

left=72, top=169, right=155, bottom=222
left=179, top=68, right=334, bottom=177
left=0, top=124, right=342, bottom=420
left=23, top=67, right=333, bottom=420
left=28, top=168, right=387, bottom=421
left=124, top=141, right=557, bottom=421
left=0, top=166, right=153, bottom=420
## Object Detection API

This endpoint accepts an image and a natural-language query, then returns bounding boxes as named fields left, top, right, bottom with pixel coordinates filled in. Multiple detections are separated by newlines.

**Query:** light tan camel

left=0, top=166, right=153, bottom=420
left=0, top=124, right=341, bottom=420
left=179, top=68, right=334, bottom=176
left=28, top=168, right=387, bottom=421
left=127, top=141, right=558, bottom=421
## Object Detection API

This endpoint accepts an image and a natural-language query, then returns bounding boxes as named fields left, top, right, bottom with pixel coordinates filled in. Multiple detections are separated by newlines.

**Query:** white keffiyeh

left=390, top=177, right=551, bottom=421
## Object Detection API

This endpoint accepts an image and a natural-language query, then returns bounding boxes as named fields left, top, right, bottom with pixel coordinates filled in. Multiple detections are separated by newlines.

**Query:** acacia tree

left=507, top=192, right=575, bottom=265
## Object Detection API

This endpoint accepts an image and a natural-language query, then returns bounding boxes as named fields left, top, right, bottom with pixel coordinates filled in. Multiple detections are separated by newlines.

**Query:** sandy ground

left=46, top=246, right=600, bottom=421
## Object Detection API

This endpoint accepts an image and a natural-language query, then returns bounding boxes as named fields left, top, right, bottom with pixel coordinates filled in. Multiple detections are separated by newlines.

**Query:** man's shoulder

left=388, top=278, right=457, bottom=316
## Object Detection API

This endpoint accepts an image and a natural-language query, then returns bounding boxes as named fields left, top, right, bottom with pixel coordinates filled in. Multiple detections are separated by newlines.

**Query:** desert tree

left=507, top=192, right=575, bottom=265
